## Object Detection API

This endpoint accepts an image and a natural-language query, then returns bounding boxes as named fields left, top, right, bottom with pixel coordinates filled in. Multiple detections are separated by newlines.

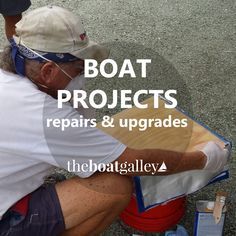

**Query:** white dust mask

left=65, top=73, right=85, bottom=92
left=65, top=73, right=95, bottom=118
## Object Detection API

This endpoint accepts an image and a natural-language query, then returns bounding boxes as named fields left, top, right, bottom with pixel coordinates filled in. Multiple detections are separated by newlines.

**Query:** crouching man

left=0, top=6, right=229, bottom=236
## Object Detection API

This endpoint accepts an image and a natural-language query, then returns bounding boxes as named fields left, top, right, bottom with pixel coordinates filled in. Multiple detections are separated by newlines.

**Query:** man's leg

left=56, top=172, right=133, bottom=236
left=3, top=15, right=22, bottom=40
left=0, top=0, right=31, bottom=39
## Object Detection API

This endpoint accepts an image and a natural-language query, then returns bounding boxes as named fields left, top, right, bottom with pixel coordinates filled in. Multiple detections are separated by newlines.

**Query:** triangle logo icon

left=158, top=162, right=167, bottom=172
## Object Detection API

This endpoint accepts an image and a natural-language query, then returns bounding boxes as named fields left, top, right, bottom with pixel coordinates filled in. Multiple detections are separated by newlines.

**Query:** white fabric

left=0, top=69, right=126, bottom=219
left=139, top=168, right=227, bottom=209
left=138, top=143, right=230, bottom=209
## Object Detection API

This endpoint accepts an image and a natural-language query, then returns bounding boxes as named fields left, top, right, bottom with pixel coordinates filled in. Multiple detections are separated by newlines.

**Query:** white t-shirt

left=0, top=69, right=126, bottom=219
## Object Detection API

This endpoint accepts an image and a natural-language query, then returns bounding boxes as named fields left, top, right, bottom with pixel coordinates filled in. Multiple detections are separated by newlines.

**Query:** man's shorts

left=0, top=185, right=65, bottom=236
left=0, top=0, right=31, bottom=16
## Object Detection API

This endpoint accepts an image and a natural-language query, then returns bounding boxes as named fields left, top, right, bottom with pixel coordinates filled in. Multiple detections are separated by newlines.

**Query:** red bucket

left=120, top=195, right=186, bottom=233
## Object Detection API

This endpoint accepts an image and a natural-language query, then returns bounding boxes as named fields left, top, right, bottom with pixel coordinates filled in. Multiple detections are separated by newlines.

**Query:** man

left=0, top=5, right=229, bottom=236
left=0, top=0, right=31, bottom=39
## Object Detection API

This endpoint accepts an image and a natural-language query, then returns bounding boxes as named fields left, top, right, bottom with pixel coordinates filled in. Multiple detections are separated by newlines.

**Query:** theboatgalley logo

left=67, top=159, right=168, bottom=175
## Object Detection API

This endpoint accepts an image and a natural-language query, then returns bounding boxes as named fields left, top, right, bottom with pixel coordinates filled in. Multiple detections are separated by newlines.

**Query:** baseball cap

left=13, top=5, right=109, bottom=62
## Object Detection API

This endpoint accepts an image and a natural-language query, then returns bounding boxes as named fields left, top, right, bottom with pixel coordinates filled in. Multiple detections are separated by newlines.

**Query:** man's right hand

left=198, top=141, right=230, bottom=173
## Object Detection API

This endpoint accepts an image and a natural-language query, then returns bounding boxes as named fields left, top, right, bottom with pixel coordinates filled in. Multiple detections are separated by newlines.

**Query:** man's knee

left=105, top=173, right=133, bottom=206
left=75, top=172, right=133, bottom=197
left=56, top=172, right=133, bottom=203
left=86, top=172, right=133, bottom=212
left=55, top=172, right=133, bottom=229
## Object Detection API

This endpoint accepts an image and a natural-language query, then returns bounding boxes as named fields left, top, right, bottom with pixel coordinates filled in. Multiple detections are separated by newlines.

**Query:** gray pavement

left=0, top=0, right=235, bottom=235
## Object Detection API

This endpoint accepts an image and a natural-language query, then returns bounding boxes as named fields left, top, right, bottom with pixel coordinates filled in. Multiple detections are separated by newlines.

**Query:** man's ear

left=40, top=62, right=60, bottom=85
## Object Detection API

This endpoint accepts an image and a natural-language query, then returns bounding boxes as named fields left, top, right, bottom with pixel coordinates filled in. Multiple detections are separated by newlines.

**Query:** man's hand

left=197, top=141, right=230, bottom=173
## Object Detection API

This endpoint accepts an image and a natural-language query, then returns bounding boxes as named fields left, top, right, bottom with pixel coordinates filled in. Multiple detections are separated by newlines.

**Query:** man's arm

left=113, top=142, right=228, bottom=176
left=3, top=15, right=22, bottom=40
left=114, top=147, right=206, bottom=176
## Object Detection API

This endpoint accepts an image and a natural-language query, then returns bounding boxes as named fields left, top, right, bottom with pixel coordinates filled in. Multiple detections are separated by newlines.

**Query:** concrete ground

left=0, top=0, right=235, bottom=235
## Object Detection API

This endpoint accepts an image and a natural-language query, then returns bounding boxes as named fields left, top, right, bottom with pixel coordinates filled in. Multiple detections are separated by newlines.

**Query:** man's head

left=9, top=5, right=109, bottom=97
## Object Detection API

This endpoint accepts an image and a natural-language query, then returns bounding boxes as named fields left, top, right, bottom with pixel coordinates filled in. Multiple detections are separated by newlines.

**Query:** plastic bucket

left=120, top=195, right=186, bottom=232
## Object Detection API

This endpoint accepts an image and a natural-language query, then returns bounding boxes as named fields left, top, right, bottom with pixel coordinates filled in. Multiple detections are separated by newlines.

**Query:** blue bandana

left=17, top=44, right=79, bottom=63
left=10, top=38, right=80, bottom=76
